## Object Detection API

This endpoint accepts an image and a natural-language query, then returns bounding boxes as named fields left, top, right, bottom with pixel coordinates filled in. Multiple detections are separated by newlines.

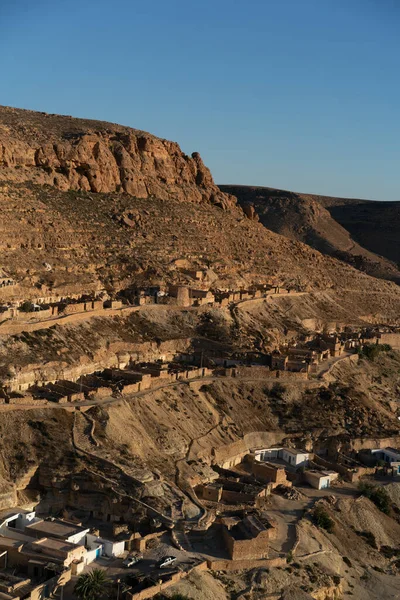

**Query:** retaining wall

left=313, top=455, right=375, bottom=482
left=211, top=432, right=289, bottom=468
left=378, top=333, right=400, bottom=349
left=227, top=367, right=308, bottom=381
left=207, top=557, right=285, bottom=571
left=127, top=561, right=208, bottom=600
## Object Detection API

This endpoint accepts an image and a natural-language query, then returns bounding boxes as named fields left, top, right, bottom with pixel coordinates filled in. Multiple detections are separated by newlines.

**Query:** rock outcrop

left=0, top=106, right=235, bottom=209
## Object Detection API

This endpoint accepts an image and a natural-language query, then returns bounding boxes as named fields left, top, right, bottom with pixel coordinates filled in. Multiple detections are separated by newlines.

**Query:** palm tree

left=74, top=568, right=110, bottom=600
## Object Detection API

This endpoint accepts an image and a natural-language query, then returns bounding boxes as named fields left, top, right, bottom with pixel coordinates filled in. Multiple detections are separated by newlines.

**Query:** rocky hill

left=0, top=107, right=400, bottom=310
left=3, top=181, right=400, bottom=314
left=320, top=195, right=400, bottom=267
left=0, top=105, right=235, bottom=209
left=220, top=185, right=400, bottom=284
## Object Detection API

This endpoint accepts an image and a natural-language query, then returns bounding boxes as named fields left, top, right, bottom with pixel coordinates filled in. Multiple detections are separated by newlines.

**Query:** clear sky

left=1, top=0, right=399, bottom=199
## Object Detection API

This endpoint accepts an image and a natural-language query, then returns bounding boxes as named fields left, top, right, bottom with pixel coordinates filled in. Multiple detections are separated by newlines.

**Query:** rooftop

left=31, top=537, right=82, bottom=553
left=25, top=518, right=87, bottom=539
left=385, top=447, right=400, bottom=455
left=0, top=592, right=15, bottom=600
left=0, top=508, right=32, bottom=521
left=305, top=470, right=330, bottom=479
left=0, top=537, right=24, bottom=549
left=284, top=448, right=309, bottom=456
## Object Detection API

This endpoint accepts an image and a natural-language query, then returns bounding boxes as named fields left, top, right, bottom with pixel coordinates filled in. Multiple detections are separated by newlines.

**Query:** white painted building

left=86, top=533, right=125, bottom=558
left=281, top=448, right=310, bottom=467
left=24, top=517, right=90, bottom=545
left=371, top=447, right=400, bottom=475
left=0, top=510, right=124, bottom=566
left=0, top=509, right=38, bottom=533
left=255, top=447, right=311, bottom=468
left=304, top=470, right=338, bottom=490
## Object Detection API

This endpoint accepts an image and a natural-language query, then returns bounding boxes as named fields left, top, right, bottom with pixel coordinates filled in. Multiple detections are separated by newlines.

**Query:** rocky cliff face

left=0, top=106, right=235, bottom=209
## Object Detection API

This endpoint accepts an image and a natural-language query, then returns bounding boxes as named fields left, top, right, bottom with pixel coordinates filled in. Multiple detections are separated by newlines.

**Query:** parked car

left=157, top=556, right=177, bottom=568
left=123, top=554, right=142, bottom=568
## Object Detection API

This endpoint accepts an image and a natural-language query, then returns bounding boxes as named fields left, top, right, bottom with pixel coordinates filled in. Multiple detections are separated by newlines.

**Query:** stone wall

left=211, top=432, right=288, bottom=469
left=15, top=308, right=53, bottom=321
left=378, top=333, right=400, bottom=349
left=312, top=455, right=360, bottom=481
left=223, top=526, right=270, bottom=561
left=206, top=557, right=285, bottom=571
left=220, top=489, right=265, bottom=505
left=127, top=561, right=208, bottom=600
left=226, top=366, right=308, bottom=381
left=251, top=461, right=288, bottom=486
left=2, top=338, right=194, bottom=393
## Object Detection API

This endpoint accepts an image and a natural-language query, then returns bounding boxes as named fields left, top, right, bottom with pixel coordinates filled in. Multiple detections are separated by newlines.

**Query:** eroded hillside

left=220, top=184, right=400, bottom=283
left=2, top=182, right=400, bottom=308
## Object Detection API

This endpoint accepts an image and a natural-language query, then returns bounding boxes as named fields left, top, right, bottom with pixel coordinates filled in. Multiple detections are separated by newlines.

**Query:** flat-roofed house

left=29, top=538, right=86, bottom=566
left=255, top=447, right=311, bottom=468
left=24, top=519, right=89, bottom=545
left=221, top=514, right=275, bottom=560
left=0, top=510, right=37, bottom=534
left=305, top=470, right=332, bottom=490
left=371, top=447, right=400, bottom=476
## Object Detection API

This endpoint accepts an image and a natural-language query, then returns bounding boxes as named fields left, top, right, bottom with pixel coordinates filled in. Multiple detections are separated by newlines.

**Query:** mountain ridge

left=220, top=184, right=400, bottom=284
left=0, top=105, right=236, bottom=209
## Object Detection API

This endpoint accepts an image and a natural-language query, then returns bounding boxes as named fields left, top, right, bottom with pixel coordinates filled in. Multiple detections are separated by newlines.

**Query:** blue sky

left=1, top=0, right=399, bottom=199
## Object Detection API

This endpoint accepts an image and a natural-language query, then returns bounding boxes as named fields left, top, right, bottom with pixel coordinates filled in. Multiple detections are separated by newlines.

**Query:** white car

left=157, top=556, right=177, bottom=568
left=122, top=555, right=142, bottom=568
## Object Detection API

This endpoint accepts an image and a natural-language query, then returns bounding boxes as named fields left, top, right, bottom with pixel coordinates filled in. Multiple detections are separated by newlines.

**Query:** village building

left=23, top=518, right=89, bottom=545
left=304, top=470, right=339, bottom=490
left=184, top=269, right=205, bottom=281
left=255, top=447, right=311, bottom=468
left=196, top=478, right=271, bottom=507
left=312, top=334, right=345, bottom=357
left=0, top=510, right=124, bottom=574
left=221, top=514, right=275, bottom=561
left=362, top=447, right=400, bottom=476
left=0, top=277, right=15, bottom=287
left=32, top=381, right=86, bottom=404
left=270, top=349, right=310, bottom=373
left=249, top=459, right=291, bottom=488
left=0, top=567, right=70, bottom=600
left=167, top=285, right=215, bottom=307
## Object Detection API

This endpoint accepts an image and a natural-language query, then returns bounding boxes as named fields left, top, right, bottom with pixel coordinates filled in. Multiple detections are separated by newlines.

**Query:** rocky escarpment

left=220, top=184, right=400, bottom=283
left=0, top=106, right=235, bottom=209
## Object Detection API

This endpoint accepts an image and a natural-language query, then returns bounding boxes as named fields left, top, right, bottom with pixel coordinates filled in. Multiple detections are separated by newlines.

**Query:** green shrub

left=270, top=382, right=287, bottom=399
left=357, top=343, right=392, bottom=361
left=358, top=481, right=391, bottom=514
left=357, top=530, right=378, bottom=549
left=312, top=505, right=335, bottom=533
left=19, top=301, right=35, bottom=312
